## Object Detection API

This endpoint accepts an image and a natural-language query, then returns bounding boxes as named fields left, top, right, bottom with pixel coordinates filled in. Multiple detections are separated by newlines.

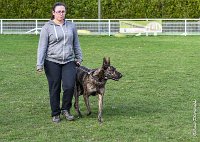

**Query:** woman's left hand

left=76, top=61, right=81, bottom=67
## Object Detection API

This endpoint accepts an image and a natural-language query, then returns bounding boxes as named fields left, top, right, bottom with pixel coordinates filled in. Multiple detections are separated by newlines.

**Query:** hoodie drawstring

left=54, top=25, right=59, bottom=41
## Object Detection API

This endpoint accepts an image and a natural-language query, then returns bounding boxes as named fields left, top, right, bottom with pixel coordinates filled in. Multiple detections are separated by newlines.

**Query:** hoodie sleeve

left=72, top=23, right=83, bottom=63
left=36, top=26, right=49, bottom=70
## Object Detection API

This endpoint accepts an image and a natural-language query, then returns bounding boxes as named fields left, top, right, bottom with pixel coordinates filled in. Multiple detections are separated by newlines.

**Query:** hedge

left=1, top=0, right=200, bottom=19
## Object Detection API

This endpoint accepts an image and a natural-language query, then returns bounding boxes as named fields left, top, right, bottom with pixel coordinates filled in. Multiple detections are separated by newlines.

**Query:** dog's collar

left=90, top=73, right=107, bottom=86
left=87, top=71, right=93, bottom=75
left=91, top=76, right=106, bottom=86
left=77, top=66, right=107, bottom=85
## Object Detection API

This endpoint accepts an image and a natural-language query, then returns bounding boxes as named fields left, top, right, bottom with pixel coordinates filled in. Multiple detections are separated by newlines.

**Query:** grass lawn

left=0, top=35, right=199, bottom=142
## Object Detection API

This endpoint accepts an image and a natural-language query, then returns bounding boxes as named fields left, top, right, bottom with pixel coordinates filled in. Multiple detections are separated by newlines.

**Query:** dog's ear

left=103, top=57, right=110, bottom=69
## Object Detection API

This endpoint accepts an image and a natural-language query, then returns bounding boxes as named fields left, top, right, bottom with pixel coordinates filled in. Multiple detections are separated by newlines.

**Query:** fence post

left=146, top=19, right=149, bottom=36
left=0, top=19, right=2, bottom=34
left=185, top=19, right=187, bottom=36
left=35, top=19, right=38, bottom=35
left=98, top=19, right=101, bottom=34
left=108, top=19, right=111, bottom=36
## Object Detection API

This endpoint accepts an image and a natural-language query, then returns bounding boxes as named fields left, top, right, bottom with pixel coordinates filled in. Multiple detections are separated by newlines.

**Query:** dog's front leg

left=74, top=84, right=82, bottom=117
left=98, top=94, right=104, bottom=123
left=83, top=94, right=91, bottom=116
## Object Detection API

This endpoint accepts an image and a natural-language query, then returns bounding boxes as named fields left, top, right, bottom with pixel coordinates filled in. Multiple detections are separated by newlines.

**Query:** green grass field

left=0, top=35, right=199, bottom=142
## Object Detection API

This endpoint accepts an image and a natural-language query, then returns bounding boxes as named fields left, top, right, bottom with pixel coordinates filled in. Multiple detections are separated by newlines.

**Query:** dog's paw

left=98, top=118, right=103, bottom=124
left=87, top=112, right=92, bottom=116
left=77, top=115, right=82, bottom=119
left=77, top=112, right=82, bottom=118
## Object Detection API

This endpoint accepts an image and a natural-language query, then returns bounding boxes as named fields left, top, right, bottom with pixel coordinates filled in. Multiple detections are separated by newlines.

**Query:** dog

left=74, top=57, right=122, bottom=123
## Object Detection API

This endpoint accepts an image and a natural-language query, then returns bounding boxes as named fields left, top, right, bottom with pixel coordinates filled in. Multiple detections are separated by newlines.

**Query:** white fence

left=1, top=19, right=200, bottom=36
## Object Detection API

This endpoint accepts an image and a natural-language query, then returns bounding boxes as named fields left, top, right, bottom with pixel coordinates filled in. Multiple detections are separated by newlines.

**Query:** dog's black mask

left=102, top=57, right=122, bottom=81
left=104, top=66, right=122, bottom=81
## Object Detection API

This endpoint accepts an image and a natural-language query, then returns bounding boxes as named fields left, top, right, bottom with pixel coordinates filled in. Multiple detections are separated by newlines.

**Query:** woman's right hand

left=37, top=69, right=43, bottom=74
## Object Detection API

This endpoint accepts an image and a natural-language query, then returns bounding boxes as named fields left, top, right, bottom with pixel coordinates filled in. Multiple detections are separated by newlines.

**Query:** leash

left=77, top=66, right=107, bottom=86
left=76, top=66, right=95, bottom=75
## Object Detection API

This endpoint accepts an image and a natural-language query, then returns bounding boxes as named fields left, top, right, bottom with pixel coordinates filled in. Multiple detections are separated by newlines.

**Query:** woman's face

left=53, top=6, right=66, bottom=21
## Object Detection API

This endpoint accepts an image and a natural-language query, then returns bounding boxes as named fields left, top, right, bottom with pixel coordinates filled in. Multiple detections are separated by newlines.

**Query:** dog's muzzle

left=112, top=73, right=123, bottom=81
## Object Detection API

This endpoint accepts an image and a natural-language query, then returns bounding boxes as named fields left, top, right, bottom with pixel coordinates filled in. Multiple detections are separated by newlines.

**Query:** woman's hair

left=51, top=2, right=67, bottom=20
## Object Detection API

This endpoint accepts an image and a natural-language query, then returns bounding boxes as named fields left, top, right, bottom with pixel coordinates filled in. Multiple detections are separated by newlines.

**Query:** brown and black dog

left=74, top=57, right=122, bottom=123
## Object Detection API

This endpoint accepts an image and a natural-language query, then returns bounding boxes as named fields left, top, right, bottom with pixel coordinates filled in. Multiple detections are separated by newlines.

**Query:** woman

left=36, top=2, right=82, bottom=123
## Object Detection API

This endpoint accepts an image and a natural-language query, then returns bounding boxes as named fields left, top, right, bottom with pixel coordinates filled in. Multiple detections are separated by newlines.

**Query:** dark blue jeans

left=44, top=60, right=77, bottom=117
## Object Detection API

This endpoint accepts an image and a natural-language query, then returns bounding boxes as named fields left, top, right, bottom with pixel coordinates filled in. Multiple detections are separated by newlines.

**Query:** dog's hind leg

left=83, top=94, right=91, bottom=116
left=98, top=94, right=104, bottom=123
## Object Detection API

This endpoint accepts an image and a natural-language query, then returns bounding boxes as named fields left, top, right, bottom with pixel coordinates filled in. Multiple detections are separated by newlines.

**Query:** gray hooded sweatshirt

left=37, top=20, right=82, bottom=70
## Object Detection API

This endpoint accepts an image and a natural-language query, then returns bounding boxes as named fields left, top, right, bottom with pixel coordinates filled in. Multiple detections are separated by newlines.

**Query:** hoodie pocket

left=47, top=45, right=63, bottom=60
left=64, top=45, right=73, bottom=58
